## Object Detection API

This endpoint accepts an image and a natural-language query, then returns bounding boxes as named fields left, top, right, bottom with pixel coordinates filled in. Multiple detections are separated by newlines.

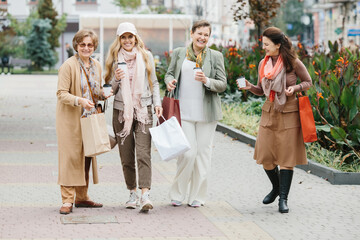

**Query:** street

left=0, top=74, right=359, bottom=240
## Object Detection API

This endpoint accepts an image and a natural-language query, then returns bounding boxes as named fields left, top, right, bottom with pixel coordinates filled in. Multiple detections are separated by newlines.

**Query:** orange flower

left=317, top=92, right=324, bottom=100
left=249, top=64, right=256, bottom=69
left=258, top=38, right=262, bottom=42
left=312, top=61, right=315, bottom=65
left=315, top=71, right=319, bottom=75
left=336, top=57, right=344, bottom=64
left=297, top=42, right=303, bottom=49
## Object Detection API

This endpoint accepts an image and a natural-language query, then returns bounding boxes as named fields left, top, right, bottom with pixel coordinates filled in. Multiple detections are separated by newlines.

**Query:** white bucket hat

left=116, top=22, right=137, bottom=36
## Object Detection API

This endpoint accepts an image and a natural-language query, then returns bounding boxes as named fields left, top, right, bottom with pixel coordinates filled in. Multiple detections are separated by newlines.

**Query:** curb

left=216, top=122, right=360, bottom=185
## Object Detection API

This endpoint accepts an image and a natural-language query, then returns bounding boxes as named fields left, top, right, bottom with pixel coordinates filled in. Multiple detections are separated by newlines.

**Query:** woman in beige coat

left=238, top=27, right=312, bottom=213
left=56, top=29, right=111, bottom=214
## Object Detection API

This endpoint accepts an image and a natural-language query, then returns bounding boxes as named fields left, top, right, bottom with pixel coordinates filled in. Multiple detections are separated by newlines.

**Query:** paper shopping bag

left=149, top=116, right=190, bottom=161
left=298, top=95, right=318, bottom=143
left=80, top=113, right=111, bottom=157
left=160, top=92, right=181, bottom=126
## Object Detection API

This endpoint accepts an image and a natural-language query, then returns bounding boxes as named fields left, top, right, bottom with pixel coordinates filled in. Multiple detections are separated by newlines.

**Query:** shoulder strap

left=80, top=65, right=95, bottom=104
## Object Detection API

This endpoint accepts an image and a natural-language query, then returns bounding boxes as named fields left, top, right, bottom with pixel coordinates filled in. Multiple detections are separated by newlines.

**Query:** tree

left=26, top=19, right=55, bottom=70
left=113, top=0, right=141, bottom=10
left=232, top=0, right=286, bottom=40
left=0, top=9, right=15, bottom=57
left=37, top=0, right=67, bottom=51
left=272, top=0, right=306, bottom=38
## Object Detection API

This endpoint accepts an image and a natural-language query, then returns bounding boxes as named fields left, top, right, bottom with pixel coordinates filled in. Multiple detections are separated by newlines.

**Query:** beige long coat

left=56, top=56, right=102, bottom=186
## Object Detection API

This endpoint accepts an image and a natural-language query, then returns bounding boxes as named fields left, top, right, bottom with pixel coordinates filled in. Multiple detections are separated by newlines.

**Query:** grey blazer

left=111, top=51, right=161, bottom=110
left=164, top=47, right=227, bottom=122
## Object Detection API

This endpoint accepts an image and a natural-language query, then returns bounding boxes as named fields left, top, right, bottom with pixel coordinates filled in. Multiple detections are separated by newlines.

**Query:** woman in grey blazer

left=165, top=20, right=227, bottom=207
left=104, top=22, right=162, bottom=213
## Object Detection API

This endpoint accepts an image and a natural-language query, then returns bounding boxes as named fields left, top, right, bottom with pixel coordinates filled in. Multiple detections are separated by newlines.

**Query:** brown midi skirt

left=253, top=97, right=307, bottom=168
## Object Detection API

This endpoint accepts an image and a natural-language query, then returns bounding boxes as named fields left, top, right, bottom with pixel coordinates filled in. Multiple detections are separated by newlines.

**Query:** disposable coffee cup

left=103, top=83, right=112, bottom=97
left=236, top=77, right=246, bottom=88
left=193, top=67, right=202, bottom=78
left=117, top=62, right=127, bottom=75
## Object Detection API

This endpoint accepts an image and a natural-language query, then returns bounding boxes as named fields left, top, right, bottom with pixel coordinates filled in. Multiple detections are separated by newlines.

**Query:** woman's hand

left=285, top=86, right=294, bottom=96
left=237, top=79, right=251, bottom=90
left=194, top=71, right=207, bottom=84
left=102, top=89, right=114, bottom=99
left=166, top=79, right=177, bottom=92
left=155, top=106, right=163, bottom=118
left=115, top=68, right=125, bottom=81
left=79, top=97, right=94, bottom=111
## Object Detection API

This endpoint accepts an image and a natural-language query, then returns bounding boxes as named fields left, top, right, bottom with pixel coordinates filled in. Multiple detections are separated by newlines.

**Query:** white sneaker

left=125, top=191, right=139, bottom=209
left=140, top=191, right=153, bottom=212
left=171, top=200, right=182, bottom=206
left=188, top=200, right=202, bottom=208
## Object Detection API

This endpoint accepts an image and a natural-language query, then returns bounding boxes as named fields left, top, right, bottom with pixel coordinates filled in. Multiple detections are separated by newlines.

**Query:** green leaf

left=329, top=102, right=339, bottom=120
left=344, top=63, right=354, bottom=85
left=340, top=86, right=355, bottom=109
left=329, top=80, right=340, bottom=98
left=330, top=127, right=347, bottom=141
left=349, top=106, right=358, bottom=122
left=316, top=125, right=331, bottom=132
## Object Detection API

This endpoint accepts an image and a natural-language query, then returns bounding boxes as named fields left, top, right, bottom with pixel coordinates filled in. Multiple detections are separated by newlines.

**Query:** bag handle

left=166, top=90, right=173, bottom=98
left=156, top=115, right=167, bottom=125
left=80, top=65, right=99, bottom=114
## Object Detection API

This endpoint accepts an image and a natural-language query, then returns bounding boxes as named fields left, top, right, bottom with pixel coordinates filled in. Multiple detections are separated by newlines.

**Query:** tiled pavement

left=0, top=74, right=359, bottom=240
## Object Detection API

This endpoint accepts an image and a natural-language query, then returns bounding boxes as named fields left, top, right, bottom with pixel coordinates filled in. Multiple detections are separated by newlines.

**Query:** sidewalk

left=0, top=74, right=359, bottom=240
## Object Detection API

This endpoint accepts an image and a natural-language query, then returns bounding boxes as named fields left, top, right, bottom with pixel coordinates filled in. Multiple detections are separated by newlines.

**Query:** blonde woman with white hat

left=104, top=22, right=162, bottom=212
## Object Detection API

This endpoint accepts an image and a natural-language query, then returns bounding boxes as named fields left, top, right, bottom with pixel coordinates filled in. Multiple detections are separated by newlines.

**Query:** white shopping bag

left=149, top=116, right=191, bottom=161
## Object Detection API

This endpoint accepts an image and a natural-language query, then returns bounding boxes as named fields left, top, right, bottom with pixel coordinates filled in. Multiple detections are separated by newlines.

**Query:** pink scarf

left=259, top=55, right=287, bottom=111
left=117, top=47, right=149, bottom=144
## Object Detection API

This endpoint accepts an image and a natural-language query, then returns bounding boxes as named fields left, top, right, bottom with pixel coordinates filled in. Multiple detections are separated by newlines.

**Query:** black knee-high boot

left=278, top=169, right=293, bottom=213
left=263, top=167, right=280, bottom=204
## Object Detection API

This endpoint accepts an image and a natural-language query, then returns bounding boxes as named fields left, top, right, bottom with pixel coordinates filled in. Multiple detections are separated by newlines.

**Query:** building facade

left=1, top=0, right=246, bottom=68
left=308, top=0, right=360, bottom=47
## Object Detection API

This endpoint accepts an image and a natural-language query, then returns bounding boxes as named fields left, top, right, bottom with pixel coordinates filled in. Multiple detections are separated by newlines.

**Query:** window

left=29, top=0, right=38, bottom=4
left=0, top=0, right=7, bottom=5
left=76, top=0, right=97, bottom=3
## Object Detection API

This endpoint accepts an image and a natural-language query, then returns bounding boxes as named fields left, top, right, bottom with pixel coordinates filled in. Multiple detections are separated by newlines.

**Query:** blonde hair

left=104, top=34, right=153, bottom=91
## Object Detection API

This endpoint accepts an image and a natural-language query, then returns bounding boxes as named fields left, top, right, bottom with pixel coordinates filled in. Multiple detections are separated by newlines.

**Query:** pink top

left=250, top=56, right=312, bottom=96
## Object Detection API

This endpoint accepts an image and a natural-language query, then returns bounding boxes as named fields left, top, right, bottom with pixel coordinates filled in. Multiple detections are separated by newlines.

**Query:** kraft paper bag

left=150, top=116, right=190, bottom=161
left=80, top=113, right=111, bottom=157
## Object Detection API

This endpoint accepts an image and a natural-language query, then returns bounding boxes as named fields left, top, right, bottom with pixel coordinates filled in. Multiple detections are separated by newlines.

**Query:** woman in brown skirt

left=238, top=27, right=312, bottom=213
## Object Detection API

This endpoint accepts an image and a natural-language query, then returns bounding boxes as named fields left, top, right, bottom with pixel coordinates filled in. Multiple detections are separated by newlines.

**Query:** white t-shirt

left=178, top=59, right=205, bottom=122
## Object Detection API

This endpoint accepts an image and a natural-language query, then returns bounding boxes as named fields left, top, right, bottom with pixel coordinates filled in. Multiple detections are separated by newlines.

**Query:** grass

left=220, top=103, right=260, bottom=136
left=221, top=102, right=360, bottom=173
left=1, top=68, right=58, bottom=75
left=305, top=142, right=360, bottom=172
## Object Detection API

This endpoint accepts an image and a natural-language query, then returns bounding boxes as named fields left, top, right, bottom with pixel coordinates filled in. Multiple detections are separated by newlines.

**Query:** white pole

left=169, top=16, right=173, bottom=52
left=100, top=16, right=104, bottom=71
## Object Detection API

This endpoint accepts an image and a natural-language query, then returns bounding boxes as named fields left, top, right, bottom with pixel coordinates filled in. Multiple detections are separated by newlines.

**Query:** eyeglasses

left=79, top=43, right=94, bottom=48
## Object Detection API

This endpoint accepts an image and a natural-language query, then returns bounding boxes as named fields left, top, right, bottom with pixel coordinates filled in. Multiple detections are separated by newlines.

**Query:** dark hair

left=191, top=20, right=211, bottom=35
left=72, top=29, right=99, bottom=52
left=263, top=27, right=297, bottom=72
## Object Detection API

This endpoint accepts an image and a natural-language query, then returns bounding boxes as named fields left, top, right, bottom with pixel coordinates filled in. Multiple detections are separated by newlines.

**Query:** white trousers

left=169, top=120, right=217, bottom=204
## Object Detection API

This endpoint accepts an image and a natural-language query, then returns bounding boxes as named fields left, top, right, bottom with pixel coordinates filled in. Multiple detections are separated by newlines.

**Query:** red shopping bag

left=298, top=95, right=318, bottom=143
left=159, top=92, right=181, bottom=126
